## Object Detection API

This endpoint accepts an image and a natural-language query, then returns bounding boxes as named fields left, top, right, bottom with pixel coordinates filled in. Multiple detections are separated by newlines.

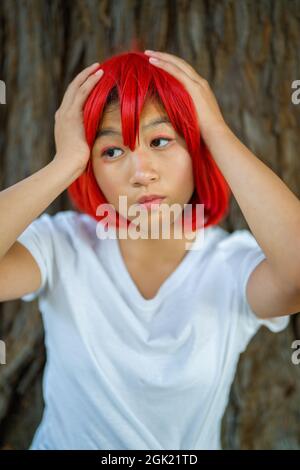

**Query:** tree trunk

left=0, top=0, right=299, bottom=449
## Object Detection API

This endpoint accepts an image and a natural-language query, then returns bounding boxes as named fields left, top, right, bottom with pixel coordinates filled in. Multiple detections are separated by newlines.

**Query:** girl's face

left=91, top=98, right=195, bottom=229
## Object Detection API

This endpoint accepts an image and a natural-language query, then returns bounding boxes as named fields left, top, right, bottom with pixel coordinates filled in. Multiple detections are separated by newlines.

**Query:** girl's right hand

left=53, top=62, right=104, bottom=175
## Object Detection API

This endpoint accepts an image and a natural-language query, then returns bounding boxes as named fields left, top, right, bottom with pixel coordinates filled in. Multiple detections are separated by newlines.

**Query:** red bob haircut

left=67, top=49, right=231, bottom=230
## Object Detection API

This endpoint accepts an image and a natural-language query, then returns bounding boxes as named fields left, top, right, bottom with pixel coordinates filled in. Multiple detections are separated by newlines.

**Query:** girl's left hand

left=144, top=50, right=228, bottom=143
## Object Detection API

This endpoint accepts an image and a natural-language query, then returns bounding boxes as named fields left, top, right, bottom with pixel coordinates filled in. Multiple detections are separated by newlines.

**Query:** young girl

left=1, top=50, right=299, bottom=450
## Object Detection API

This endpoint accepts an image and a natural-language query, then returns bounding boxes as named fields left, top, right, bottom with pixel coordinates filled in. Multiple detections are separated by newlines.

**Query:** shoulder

left=201, top=225, right=264, bottom=275
left=201, top=224, right=248, bottom=255
left=43, top=210, right=98, bottom=240
left=25, top=210, right=102, bottom=254
left=214, top=227, right=263, bottom=266
left=45, top=210, right=93, bottom=227
left=202, top=224, right=259, bottom=254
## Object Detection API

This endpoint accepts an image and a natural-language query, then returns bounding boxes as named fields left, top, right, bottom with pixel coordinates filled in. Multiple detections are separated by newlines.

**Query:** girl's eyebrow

left=95, top=116, right=172, bottom=139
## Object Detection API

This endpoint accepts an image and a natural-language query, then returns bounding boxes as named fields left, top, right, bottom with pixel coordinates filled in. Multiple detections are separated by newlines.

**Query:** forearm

left=0, top=156, right=82, bottom=260
left=204, top=124, right=300, bottom=287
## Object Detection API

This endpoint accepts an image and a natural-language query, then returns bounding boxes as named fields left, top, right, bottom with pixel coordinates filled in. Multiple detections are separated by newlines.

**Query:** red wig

left=67, top=49, right=231, bottom=231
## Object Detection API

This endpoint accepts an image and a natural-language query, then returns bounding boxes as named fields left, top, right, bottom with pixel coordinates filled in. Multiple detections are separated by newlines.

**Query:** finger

left=61, top=63, right=101, bottom=107
left=145, top=50, right=205, bottom=83
left=145, top=50, right=196, bottom=76
left=71, top=62, right=101, bottom=88
left=148, top=56, right=198, bottom=90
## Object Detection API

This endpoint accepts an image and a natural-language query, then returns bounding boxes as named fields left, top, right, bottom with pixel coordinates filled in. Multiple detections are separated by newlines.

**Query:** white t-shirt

left=17, top=210, right=289, bottom=450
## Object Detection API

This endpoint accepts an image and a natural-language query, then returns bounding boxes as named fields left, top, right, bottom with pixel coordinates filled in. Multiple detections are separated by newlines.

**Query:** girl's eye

left=101, top=147, right=123, bottom=160
left=150, top=137, right=171, bottom=148
left=101, top=137, right=172, bottom=160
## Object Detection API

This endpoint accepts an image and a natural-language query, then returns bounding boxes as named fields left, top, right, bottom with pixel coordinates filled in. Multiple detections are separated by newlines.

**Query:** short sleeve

left=16, top=213, right=55, bottom=302
left=218, top=229, right=290, bottom=337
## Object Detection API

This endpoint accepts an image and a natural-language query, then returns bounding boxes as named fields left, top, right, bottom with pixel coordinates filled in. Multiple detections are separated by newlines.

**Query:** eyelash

left=101, top=137, right=173, bottom=160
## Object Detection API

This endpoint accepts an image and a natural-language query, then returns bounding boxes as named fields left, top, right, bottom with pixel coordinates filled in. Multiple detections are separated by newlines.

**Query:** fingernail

left=144, top=50, right=155, bottom=54
left=94, top=69, right=104, bottom=76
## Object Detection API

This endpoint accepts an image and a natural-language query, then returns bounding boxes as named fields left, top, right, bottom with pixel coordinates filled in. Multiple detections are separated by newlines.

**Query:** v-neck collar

left=107, top=226, right=217, bottom=310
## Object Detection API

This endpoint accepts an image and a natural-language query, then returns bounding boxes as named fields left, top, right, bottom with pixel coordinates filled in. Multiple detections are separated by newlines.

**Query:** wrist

left=201, top=121, right=232, bottom=148
left=50, top=155, right=87, bottom=183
